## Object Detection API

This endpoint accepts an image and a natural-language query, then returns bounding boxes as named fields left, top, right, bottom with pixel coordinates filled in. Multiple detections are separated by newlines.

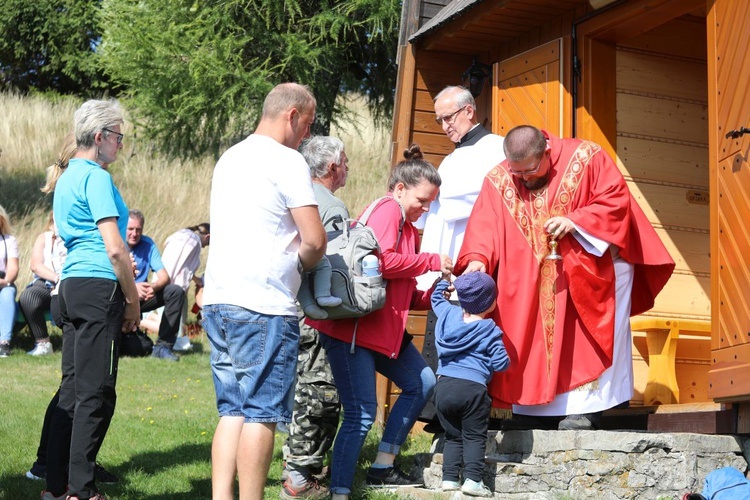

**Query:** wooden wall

left=615, top=17, right=709, bottom=321
left=616, top=17, right=710, bottom=405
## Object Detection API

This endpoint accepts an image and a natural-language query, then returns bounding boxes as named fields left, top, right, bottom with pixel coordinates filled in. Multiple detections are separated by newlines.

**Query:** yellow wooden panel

left=494, top=39, right=563, bottom=137
left=617, top=49, right=707, bottom=103
left=616, top=136, right=708, bottom=188
left=412, top=131, right=454, bottom=157
left=414, top=90, right=435, bottom=113
left=413, top=110, right=443, bottom=134
left=496, top=40, right=561, bottom=81
left=618, top=17, right=707, bottom=60
left=654, top=227, right=709, bottom=275
left=715, top=156, right=750, bottom=351
left=650, top=274, right=710, bottom=319
left=616, top=93, right=708, bottom=145
left=627, top=181, right=709, bottom=231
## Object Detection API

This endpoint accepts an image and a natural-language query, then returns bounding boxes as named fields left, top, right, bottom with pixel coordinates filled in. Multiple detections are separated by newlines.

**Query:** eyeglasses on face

left=435, top=105, right=468, bottom=126
left=103, top=128, right=124, bottom=145
left=509, top=154, right=545, bottom=177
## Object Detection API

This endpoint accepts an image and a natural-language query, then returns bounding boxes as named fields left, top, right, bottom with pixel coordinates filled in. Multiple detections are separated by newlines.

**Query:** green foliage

left=0, top=0, right=108, bottom=95
left=99, top=0, right=400, bottom=158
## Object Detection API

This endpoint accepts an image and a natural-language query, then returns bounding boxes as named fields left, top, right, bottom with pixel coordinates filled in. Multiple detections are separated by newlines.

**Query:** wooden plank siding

left=615, top=19, right=710, bottom=405
left=615, top=19, right=709, bottom=327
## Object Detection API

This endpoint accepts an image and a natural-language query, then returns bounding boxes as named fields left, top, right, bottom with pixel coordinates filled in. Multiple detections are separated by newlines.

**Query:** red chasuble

left=455, top=132, right=675, bottom=407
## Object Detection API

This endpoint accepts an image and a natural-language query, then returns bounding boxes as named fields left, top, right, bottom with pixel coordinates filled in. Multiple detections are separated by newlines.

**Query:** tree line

left=0, top=0, right=400, bottom=158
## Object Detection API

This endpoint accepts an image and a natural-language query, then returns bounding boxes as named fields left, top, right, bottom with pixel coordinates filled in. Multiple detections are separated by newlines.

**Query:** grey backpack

left=322, top=196, right=404, bottom=320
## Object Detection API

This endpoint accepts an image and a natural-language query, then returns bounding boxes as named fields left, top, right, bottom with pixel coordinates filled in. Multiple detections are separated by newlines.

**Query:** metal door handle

left=725, top=127, right=750, bottom=139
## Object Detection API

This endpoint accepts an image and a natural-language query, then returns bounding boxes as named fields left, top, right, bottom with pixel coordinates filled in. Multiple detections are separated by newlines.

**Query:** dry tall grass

left=0, top=92, right=391, bottom=291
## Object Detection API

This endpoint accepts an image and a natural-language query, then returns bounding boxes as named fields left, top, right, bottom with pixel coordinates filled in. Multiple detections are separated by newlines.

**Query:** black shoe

left=558, top=412, right=602, bottom=430
left=151, top=345, right=179, bottom=362
left=501, top=414, right=561, bottom=431
left=365, top=465, right=423, bottom=488
left=94, top=463, right=119, bottom=483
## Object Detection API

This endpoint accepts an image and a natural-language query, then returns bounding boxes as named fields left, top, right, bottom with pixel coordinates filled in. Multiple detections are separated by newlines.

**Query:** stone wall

left=415, top=430, right=750, bottom=499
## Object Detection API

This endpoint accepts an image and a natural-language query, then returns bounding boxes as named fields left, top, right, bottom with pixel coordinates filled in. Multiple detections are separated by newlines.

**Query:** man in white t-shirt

left=202, top=83, right=327, bottom=499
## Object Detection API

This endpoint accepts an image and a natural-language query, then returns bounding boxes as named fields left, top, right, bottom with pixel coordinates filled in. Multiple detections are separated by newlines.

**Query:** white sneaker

left=26, top=470, right=44, bottom=480
left=28, top=342, right=54, bottom=356
left=173, top=336, right=193, bottom=352
left=441, top=480, right=460, bottom=491
left=461, top=478, right=492, bottom=497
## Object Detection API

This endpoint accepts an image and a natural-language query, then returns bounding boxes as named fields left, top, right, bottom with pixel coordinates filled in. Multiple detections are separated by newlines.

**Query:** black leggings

left=18, top=280, right=53, bottom=342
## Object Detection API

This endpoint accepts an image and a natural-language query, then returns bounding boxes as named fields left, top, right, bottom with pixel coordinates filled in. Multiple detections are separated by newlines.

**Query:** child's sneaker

left=441, top=480, right=460, bottom=491
left=461, top=478, right=492, bottom=497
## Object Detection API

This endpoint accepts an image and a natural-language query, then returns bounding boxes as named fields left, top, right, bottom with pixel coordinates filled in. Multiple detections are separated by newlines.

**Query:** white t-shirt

left=203, top=134, right=318, bottom=316
left=0, top=234, right=19, bottom=274
left=161, top=228, right=202, bottom=291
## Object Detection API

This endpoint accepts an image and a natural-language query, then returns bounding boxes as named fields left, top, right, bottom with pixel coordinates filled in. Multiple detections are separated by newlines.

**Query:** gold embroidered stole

left=487, top=141, right=601, bottom=377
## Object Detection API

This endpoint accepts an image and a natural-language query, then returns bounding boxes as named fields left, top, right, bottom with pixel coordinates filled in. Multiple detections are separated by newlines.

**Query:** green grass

left=0, top=328, right=430, bottom=499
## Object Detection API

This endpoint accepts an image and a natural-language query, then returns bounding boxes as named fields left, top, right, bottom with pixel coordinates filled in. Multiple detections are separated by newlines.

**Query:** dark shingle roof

left=409, top=0, right=486, bottom=42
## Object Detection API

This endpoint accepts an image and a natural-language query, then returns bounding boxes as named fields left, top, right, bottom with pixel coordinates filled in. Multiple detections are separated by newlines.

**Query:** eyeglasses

left=103, top=128, right=124, bottom=145
left=435, top=105, right=468, bottom=126
left=509, top=154, right=545, bottom=177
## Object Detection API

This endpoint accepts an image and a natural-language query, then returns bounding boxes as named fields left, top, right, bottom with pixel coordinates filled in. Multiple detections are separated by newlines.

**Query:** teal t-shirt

left=53, top=158, right=129, bottom=281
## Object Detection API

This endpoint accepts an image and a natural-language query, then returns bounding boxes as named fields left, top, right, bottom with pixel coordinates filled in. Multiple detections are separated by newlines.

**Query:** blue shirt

left=431, top=280, right=510, bottom=386
left=54, top=158, right=128, bottom=281
left=130, top=236, right=164, bottom=283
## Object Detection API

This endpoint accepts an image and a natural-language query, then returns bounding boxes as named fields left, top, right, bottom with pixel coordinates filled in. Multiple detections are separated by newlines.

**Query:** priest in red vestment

left=455, top=125, right=674, bottom=430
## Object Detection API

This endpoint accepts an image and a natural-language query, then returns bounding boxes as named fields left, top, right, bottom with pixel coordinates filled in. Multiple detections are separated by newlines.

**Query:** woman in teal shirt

left=42, top=100, right=140, bottom=500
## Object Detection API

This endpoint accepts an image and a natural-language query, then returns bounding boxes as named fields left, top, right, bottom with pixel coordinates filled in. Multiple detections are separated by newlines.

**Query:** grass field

left=0, top=332, right=430, bottom=499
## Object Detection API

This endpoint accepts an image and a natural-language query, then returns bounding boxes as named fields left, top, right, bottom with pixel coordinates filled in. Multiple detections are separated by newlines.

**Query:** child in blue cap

left=431, top=271, right=510, bottom=497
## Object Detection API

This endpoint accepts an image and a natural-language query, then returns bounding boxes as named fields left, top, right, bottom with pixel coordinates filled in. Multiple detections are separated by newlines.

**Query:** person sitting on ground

left=141, top=222, right=210, bottom=351
left=18, top=212, right=68, bottom=356
left=432, top=272, right=509, bottom=497
left=0, top=204, right=19, bottom=358
left=126, top=209, right=187, bottom=362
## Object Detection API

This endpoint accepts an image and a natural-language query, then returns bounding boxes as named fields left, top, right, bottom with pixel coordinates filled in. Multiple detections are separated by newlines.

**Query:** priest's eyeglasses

left=435, top=105, right=468, bottom=126
left=509, top=155, right=544, bottom=177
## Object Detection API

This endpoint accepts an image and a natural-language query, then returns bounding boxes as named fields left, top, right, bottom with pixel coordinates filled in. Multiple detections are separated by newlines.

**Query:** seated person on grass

left=126, top=209, right=186, bottom=361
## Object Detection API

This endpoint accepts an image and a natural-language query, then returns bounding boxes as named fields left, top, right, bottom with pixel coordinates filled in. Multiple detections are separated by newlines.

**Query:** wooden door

left=707, top=0, right=750, bottom=401
left=492, top=38, right=564, bottom=136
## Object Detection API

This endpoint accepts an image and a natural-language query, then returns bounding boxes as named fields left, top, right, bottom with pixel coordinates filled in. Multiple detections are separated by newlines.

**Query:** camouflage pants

left=282, top=320, right=341, bottom=470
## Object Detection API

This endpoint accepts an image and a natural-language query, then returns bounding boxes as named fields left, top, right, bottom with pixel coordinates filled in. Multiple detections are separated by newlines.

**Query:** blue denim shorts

left=202, top=304, right=299, bottom=423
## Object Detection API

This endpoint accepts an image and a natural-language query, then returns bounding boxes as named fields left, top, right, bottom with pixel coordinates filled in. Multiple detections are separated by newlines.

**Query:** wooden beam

left=578, top=0, right=706, bottom=43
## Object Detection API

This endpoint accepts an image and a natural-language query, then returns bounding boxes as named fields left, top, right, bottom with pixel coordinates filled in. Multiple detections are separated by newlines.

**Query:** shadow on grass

left=0, top=169, right=50, bottom=218
left=1, top=442, right=213, bottom=499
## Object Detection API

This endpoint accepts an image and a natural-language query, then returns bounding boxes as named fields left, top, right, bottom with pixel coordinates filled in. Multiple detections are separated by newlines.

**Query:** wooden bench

left=630, top=316, right=711, bottom=406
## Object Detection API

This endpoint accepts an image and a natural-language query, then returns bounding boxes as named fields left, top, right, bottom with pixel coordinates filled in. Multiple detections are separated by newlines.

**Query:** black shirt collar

left=456, top=124, right=490, bottom=148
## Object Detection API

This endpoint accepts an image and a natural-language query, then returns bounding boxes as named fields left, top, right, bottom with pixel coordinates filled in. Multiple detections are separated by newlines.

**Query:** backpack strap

left=358, top=196, right=406, bottom=249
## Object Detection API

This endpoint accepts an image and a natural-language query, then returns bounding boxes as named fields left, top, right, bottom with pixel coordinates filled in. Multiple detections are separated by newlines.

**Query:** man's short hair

left=262, top=83, right=316, bottom=120
left=301, top=136, right=345, bottom=179
left=129, top=209, right=145, bottom=225
left=503, top=125, right=547, bottom=162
